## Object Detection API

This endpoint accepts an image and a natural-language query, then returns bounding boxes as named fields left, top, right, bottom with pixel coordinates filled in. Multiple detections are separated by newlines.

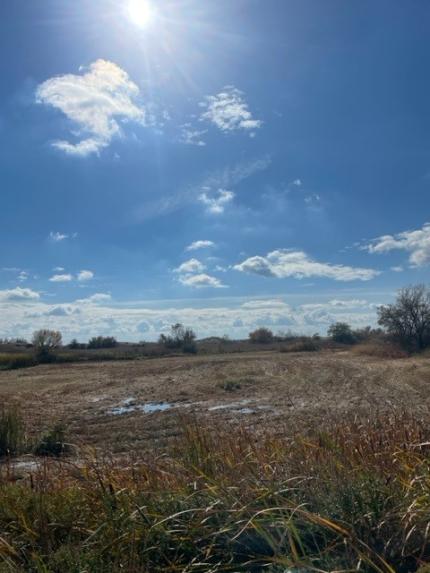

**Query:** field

left=0, top=349, right=429, bottom=452
left=2, top=349, right=430, bottom=572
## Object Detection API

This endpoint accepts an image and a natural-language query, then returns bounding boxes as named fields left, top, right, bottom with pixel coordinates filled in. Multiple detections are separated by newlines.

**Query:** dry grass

left=352, top=341, right=408, bottom=359
left=0, top=412, right=430, bottom=571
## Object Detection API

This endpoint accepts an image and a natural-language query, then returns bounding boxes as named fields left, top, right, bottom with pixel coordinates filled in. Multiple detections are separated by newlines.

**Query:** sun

left=127, top=0, right=155, bottom=28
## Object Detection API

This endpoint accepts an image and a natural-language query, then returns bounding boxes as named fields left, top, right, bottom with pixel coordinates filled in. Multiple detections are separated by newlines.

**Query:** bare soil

left=1, top=350, right=429, bottom=453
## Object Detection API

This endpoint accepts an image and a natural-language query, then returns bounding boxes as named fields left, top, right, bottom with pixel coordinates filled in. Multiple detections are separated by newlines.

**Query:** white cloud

left=49, top=231, right=69, bottom=242
left=17, top=271, right=28, bottom=282
left=77, top=270, right=94, bottom=281
left=53, top=267, right=65, bottom=272
left=0, top=287, right=40, bottom=302
left=75, top=293, right=112, bottom=304
left=291, top=179, right=302, bottom=187
left=180, top=124, right=207, bottom=146
left=36, top=59, right=145, bottom=157
left=178, top=273, right=226, bottom=289
left=391, top=266, right=404, bottom=273
left=174, top=259, right=206, bottom=274
left=0, top=294, right=379, bottom=342
left=198, top=188, right=234, bottom=214
left=186, top=240, right=216, bottom=251
left=364, top=223, right=430, bottom=267
left=200, top=86, right=262, bottom=134
left=49, top=273, right=73, bottom=282
left=234, top=250, right=379, bottom=282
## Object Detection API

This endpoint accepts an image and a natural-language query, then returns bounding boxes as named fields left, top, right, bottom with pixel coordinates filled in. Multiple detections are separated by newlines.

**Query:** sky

left=1, top=0, right=430, bottom=342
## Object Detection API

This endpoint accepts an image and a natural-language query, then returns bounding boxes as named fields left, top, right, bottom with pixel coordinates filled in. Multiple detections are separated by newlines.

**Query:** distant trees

left=249, top=327, right=274, bottom=344
left=377, top=285, right=430, bottom=351
left=32, top=329, right=62, bottom=361
left=159, top=324, right=197, bottom=354
left=327, top=322, right=356, bottom=345
left=88, top=336, right=118, bottom=349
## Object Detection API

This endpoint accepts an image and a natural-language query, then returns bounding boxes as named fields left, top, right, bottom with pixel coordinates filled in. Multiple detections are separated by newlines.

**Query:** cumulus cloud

left=36, top=59, right=145, bottom=157
left=186, top=240, right=216, bottom=251
left=364, top=223, right=430, bottom=267
left=234, top=250, right=379, bottom=282
left=77, top=270, right=94, bottom=282
left=0, top=287, right=40, bottom=302
left=198, top=188, right=234, bottom=214
left=174, top=259, right=206, bottom=274
left=200, top=86, right=262, bottom=134
left=178, top=273, right=226, bottom=288
left=49, top=273, right=73, bottom=282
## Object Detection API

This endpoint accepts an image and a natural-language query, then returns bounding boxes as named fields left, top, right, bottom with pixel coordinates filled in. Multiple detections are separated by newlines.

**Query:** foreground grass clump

left=0, top=406, right=25, bottom=457
left=1, top=414, right=430, bottom=572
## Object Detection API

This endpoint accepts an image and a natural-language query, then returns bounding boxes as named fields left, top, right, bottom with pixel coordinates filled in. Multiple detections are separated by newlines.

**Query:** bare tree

left=377, top=285, right=430, bottom=351
left=32, top=329, right=62, bottom=360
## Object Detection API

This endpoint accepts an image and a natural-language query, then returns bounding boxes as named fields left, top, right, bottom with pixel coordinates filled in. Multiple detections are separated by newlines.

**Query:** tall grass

left=1, top=413, right=430, bottom=571
left=0, top=406, right=25, bottom=457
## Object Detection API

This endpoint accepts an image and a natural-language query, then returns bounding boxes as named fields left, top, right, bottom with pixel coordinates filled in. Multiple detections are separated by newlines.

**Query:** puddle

left=109, top=398, right=275, bottom=417
left=110, top=399, right=175, bottom=416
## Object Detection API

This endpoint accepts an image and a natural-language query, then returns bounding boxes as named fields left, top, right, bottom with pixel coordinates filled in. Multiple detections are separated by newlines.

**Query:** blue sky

left=1, top=0, right=430, bottom=341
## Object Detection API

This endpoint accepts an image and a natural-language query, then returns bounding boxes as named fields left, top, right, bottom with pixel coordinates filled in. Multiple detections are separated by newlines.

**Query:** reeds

left=0, top=412, right=430, bottom=571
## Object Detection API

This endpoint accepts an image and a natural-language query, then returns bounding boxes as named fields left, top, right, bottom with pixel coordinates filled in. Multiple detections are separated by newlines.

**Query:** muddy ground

left=0, top=350, right=429, bottom=453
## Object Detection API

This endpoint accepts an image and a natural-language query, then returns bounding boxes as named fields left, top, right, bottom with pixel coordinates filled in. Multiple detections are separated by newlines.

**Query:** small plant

left=0, top=405, right=25, bottom=457
left=34, top=424, right=70, bottom=457
left=159, top=324, right=197, bottom=354
left=219, top=380, right=242, bottom=392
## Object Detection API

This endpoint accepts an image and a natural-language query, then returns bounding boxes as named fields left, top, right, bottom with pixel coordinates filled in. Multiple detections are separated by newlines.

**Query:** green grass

left=0, top=406, right=25, bottom=457
left=0, top=412, right=430, bottom=571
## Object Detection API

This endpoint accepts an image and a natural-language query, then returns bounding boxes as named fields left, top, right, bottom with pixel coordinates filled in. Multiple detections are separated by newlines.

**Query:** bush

left=68, top=339, right=87, bottom=350
left=88, top=336, right=118, bottom=349
left=328, top=322, right=356, bottom=344
left=34, top=424, right=70, bottom=457
left=218, top=380, right=242, bottom=392
left=249, top=327, right=274, bottom=344
left=0, top=406, right=25, bottom=457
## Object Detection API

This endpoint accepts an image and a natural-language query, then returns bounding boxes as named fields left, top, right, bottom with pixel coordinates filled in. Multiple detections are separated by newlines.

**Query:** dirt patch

left=0, top=350, right=429, bottom=452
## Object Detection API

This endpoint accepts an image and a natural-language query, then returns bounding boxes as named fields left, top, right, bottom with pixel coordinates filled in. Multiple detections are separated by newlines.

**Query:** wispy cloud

left=364, top=222, right=430, bottom=267
left=198, top=188, right=234, bottom=214
left=234, top=250, right=379, bottom=282
left=200, top=86, right=262, bottom=134
left=36, top=59, right=145, bottom=157
left=179, top=123, right=207, bottom=146
left=186, top=240, right=216, bottom=251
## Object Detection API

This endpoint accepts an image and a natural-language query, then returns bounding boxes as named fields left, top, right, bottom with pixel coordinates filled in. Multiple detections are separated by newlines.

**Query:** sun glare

left=127, top=0, right=155, bottom=28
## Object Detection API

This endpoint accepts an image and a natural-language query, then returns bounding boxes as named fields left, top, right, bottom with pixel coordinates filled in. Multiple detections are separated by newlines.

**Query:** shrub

left=328, top=322, right=356, bottom=344
left=249, top=327, right=274, bottom=344
left=0, top=406, right=25, bottom=457
left=34, top=424, right=70, bottom=457
left=88, top=336, right=118, bottom=349
left=68, top=339, right=87, bottom=350
left=218, top=380, right=241, bottom=392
